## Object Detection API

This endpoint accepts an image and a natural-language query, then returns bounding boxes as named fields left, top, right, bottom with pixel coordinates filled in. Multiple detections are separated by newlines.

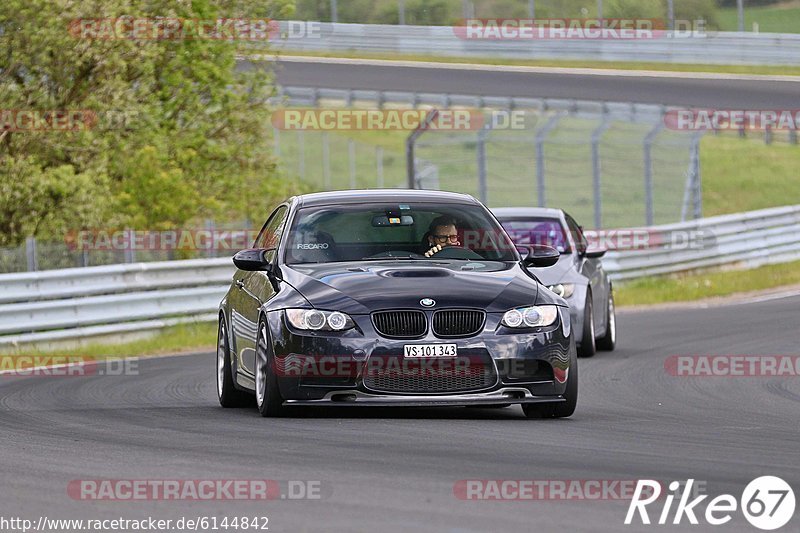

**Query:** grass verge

left=717, top=2, right=800, bottom=33
left=0, top=321, right=217, bottom=358
left=615, top=260, right=800, bottom=306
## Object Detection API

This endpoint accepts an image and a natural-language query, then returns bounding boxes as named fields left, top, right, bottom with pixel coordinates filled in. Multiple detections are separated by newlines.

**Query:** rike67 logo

left=626, top=477, right=795, bottom=530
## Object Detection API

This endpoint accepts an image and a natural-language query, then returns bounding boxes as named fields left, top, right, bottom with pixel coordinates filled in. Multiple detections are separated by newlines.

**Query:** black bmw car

left=217, top=190, right=577, bottom=418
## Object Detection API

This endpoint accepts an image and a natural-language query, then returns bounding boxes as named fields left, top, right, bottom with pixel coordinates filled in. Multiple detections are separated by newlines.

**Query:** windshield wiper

left=359, top=255, right=422, bottom=261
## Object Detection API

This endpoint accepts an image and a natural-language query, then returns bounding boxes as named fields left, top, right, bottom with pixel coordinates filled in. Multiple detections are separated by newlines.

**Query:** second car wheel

left=255, top=318, right=285, bottom=418
left=596, top=290, right=616, bottom=351
left=577, top=294, right=596, bottom=358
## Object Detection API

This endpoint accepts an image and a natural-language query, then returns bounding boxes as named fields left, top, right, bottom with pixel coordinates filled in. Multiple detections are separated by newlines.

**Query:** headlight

left=501, top=305, right=559, bottom=328
left=285, top=309, right=356, bottom=331
left=547, top=283, right=575, bottom=298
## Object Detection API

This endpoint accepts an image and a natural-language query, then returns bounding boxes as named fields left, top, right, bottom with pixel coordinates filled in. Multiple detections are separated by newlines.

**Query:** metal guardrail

left=0, top=205, right=797, bottom=346
left=603, top=204, right=800, bottom=280
left=268, top=22, right=800, bottom=66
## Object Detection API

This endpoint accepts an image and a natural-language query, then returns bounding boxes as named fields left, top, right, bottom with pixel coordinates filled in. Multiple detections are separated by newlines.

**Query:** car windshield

left=498, top=218, right=571, bottom=253
left=284, top=203, right=518, bottom=264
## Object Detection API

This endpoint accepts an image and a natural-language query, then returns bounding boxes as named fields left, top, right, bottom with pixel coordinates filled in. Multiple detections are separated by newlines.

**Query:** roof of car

left=491, top=207, right=565, bottom=219
left=295, top=189, right=479, bottom=208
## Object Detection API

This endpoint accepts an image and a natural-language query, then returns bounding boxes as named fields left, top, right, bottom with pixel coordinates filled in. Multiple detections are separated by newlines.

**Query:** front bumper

left=264, top=308, right=575, bottom=404
left=284, top=387, right=566, bottom=407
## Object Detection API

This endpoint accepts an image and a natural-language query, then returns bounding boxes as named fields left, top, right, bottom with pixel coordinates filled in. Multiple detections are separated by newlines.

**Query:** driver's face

left=429, top=224, right=460, bottom=247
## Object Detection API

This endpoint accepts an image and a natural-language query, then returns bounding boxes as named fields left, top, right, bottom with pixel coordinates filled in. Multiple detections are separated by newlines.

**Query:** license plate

left=403, top=344, right=458, bottom=358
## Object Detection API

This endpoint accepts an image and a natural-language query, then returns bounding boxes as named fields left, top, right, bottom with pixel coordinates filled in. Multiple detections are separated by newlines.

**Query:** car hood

left=280, top=261, right=564, bottom=315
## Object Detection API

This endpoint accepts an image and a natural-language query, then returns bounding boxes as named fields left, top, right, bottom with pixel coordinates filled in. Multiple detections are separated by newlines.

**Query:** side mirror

left=521, top=245, right=560, bottom=268
left=584, top=248, right=606, bottom=259
left=233, top=249, right=271, bottom=271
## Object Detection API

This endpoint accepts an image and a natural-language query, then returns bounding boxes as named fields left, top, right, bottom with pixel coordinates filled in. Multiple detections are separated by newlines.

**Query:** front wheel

left=217, top=317, right=252, bottom=408
left=255, top=318, right=285, bottom=417
left=577, top=294, right=596, bottom=358
left=596, top=290, right=616, bottom=351
left=522, top=344, right=578, bottom=419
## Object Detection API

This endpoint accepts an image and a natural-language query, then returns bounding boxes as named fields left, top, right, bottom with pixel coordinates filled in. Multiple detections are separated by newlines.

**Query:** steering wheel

left=426, top=246, right=483, bottom=260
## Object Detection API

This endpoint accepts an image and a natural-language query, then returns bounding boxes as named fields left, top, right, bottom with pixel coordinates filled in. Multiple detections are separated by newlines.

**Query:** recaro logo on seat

left=296, top=243, right=329, bottom=250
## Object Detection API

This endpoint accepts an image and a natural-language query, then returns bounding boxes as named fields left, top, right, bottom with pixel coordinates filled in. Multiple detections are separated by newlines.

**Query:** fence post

left=667, top=0, right=674, bottom=30
left=348, top=139, right=356, bottom=188
left=376, top=146, right=384, bottom=187
left=322, top=132, right=331, bottom=189
left=790, top=128, right=798, bottom=145
left=406, top=109, right=440, bottom=188
left=273, top=126, right=280, bottom=157
left=398, top=0, right=405, bottom=25
left=124, top=229, right=136, bottom=264
left=205, top=219, right=215, bottom=258
left=691, top=132, right=704, bottom=220
left=476, top=124, right=491, bottom=204
left=25, top=236, right=38, bottom=272
left=591, top=114, right=612, bottom=229
left=297, top=130, right=305, bottom=180
left=534, top=114, right=562, bottom=208
left=643, top=122, right=664, bottom=226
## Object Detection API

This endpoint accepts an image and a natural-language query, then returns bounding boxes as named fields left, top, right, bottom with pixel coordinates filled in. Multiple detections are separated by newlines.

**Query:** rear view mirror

left=521, top=245, right=560, bottom=268
left=233, top=249, right=271, bottom=271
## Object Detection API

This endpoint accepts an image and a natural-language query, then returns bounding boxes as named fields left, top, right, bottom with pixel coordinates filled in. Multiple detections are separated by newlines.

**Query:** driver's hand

left=424, top=244, right=443, bottom=257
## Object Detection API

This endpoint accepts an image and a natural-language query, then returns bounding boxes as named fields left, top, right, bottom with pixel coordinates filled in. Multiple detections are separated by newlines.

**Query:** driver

left=423, top=216, right=461, bottom=257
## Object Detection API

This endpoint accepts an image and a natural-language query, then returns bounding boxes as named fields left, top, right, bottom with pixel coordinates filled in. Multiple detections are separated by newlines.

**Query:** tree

left=0, top=0, right=295, bottom=246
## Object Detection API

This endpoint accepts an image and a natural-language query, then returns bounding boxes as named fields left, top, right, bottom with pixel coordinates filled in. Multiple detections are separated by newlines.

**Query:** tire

left=255, top=317, right=285, bottom=418
left=596, top=290, right=616, bottom=351
left=577, top=293, right=596, bottom=358
left=522, top=342, right=578, bottom=419
left=217, top=316, right=252, bottom=408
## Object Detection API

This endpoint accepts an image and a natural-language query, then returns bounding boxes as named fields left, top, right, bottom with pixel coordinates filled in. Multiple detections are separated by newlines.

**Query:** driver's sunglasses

left=433, top=234, right=460, bottom=243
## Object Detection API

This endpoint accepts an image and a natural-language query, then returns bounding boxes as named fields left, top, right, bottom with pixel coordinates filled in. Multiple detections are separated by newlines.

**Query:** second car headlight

left=285, top=309, right=355, bottom=331
left=501, top=305, right=559, bottom=328
left=547, top=283, right=575, bottom=298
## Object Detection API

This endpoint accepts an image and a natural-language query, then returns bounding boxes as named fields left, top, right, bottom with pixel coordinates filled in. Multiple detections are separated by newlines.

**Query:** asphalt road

left=1, top=293, right=798, bottom=532
left=259, top=57, right=800, bottom=108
